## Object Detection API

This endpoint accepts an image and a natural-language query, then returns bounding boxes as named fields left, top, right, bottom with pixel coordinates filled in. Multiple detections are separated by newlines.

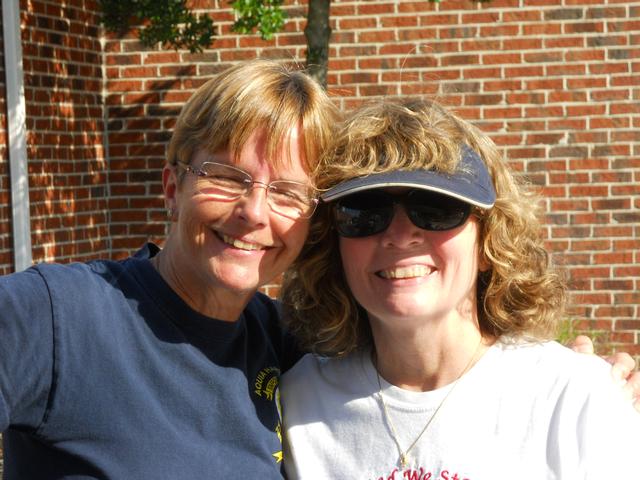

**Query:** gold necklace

left=373, top=339, right=483, bottom=469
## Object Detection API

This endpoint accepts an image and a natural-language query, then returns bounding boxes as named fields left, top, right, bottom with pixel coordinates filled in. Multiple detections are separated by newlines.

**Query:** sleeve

left=549, top=355, right=640, bottom=479
left=0, top=267, right=55, bottom=432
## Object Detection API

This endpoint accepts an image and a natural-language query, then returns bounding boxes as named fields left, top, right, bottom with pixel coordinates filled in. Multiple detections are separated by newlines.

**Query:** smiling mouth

left=377, top=265, right=433, bottom=279
left=218, top=233, right=265, bottom=251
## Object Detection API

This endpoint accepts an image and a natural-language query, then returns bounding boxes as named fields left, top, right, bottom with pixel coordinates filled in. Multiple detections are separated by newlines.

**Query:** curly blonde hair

left=167, top=59, right=339, bottom=178
left=281, top=98, right=566, bottom=357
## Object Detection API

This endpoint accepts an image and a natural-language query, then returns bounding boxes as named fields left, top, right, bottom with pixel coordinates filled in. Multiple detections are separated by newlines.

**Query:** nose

left=381, top=205, right=424, bottom=249
left=235, top=182, right=270, bottom=226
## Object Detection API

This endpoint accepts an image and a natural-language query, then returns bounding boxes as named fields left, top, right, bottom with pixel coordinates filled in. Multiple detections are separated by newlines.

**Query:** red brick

left=482, top=53, right=522, bottom=65
left=480, top=24, right=519, bottom=37
left=440, top=54, right=480, bottom=66
left=614, top=292, right=640, bottom=304
left=524, top=51, right=564, bottom=63
left=339, top=17, right=378, bottom=30
left=550, top=199, right=589, bottom=211
left=463, top=67, right=501, bottom=79
left=525, top=106, right=565, bottom=118
left=522, top=23, right=562, bottom=36
left=590, top=89, right=632, bottom=101
left=484, top=79, right=522, bottom=92
left=358, top=2, right=397, bottom=14
left=502, top=10, right=542, bottom=22
left=567, top=77, right=608, bottom=89
left=417, top=14, right=459, bottom=26
left=381, top=16, right=419, bottom=28
left=589, top=116, right=630, bottom=129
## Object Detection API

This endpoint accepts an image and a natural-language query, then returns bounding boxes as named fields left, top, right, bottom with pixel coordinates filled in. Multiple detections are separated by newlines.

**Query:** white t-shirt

left=281, top=340, right=639, bottom=479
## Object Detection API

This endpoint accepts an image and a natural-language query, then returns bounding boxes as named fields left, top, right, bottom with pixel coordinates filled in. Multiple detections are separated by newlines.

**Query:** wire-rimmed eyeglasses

left=177, top=161, right=319, bottom=220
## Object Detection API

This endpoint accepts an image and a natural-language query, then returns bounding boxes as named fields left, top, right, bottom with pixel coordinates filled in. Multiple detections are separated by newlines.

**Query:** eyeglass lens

left=187, top=162, right=317, bottom=219
left=333, top=190, right=471, bottom=238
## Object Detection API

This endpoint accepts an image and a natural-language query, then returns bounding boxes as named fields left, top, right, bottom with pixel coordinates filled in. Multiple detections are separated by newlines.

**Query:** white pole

left=2, top=0, right=32, bottom=271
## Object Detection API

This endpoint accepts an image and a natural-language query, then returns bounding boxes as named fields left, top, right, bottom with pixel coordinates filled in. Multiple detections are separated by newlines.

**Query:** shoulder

left=243, top=293, right=306, bottom=370
left=0, top=264, right=49, bottom=295
left=491, top=340, right=611, bottom=388
left=280, top=354, right=335, bottom=419
left=10, top=248, right=157, bottom=326
left=32, top=259, right=130, bottom=297
left=282, top=352, right=339, bottom=380
left=245, top=291, right=281, bottom=323
left=281, top=351, right=366, bottom=396
left=493, top=339, right=629, bottom=410
left=0, top=262, right=98, bottom=309
left=505, top=343, right=640, bottom=473
left=32, top=244, right=158, bottom=294
left=509, top=339, right=609, bottom=374
left=281, top=353, right=322, bottom=384
left=243, top=293, right=284, bottom=344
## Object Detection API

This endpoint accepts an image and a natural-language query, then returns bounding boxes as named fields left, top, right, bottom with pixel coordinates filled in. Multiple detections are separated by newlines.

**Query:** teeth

left=221, top=234, right=263, bottom=251
left=378, top=265, right=431, bottom=279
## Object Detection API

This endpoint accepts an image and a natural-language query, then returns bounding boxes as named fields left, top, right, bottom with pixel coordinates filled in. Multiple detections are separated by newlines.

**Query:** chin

left=375, top=303, right=436, bottom=322
left=218, top=274, right=261, bottom=294
left=202, top=262, right=257, bottom=293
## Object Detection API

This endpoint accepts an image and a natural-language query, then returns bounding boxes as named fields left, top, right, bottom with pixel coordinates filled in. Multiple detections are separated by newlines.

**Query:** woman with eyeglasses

left=0, top=59, right=337, bottom=479
left=280, top=98, right=639, bottom=479
left=0, top=61, right=636, bottom=479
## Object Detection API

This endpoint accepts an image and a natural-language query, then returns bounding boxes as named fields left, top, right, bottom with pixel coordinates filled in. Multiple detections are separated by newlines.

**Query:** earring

left=167, top=207, right=175, bottom=219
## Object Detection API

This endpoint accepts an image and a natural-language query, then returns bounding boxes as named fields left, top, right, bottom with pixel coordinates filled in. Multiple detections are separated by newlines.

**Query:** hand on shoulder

left=570, top=335, right=640, bottom=412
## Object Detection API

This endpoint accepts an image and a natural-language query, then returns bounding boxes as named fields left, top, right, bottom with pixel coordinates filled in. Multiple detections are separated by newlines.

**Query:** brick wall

left=1, top=0, right=638, bottom=340
left=0, top=0, right=109, bottom=274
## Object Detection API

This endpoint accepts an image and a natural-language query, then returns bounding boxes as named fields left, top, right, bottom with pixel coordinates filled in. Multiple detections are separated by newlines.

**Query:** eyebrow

left=199, top=158, right=313, bottom=186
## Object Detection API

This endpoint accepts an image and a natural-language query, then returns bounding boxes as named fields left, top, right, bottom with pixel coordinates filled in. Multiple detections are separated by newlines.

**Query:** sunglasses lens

left=406, top=190, right=471, bottom=231
left=334, top=191, right=394, bottom=238
left=333, top=190, right=472, bottom=238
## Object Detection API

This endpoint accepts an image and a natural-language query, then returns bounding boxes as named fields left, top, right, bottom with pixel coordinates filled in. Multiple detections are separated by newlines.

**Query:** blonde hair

left=167, top=59, right=339, bottom=177
left=281, top=98, right=566, bottom=356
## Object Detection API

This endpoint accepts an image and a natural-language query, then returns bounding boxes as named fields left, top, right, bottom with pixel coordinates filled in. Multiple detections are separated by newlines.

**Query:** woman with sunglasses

left=280, top=98, right=639, bottom=479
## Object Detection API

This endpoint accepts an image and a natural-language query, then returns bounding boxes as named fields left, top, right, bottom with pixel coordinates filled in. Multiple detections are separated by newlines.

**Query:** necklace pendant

left=400, top=453, right=407, bottom=468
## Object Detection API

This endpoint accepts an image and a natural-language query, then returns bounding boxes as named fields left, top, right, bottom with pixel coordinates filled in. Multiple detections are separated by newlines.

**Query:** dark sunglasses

left=332, top=189, right=472, bottom=238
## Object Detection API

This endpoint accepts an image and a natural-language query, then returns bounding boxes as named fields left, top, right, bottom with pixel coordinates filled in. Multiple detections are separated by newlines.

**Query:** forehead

left=228, top=125, right=308, bottom=172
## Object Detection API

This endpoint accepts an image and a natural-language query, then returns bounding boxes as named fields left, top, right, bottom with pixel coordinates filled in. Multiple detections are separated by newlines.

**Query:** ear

left=478, top=249, right=491, bottom=273
left=162, top=164, right=179, bottom=219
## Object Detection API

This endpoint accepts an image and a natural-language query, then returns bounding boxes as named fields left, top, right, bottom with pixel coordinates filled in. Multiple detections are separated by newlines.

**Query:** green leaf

left=230, top=0, right=287, bottom=41
left=99, top=0, right=216, bottom=53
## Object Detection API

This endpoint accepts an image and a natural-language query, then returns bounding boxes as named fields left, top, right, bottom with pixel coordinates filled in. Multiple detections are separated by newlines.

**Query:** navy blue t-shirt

left=0, top=244, right=300, bottom=479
